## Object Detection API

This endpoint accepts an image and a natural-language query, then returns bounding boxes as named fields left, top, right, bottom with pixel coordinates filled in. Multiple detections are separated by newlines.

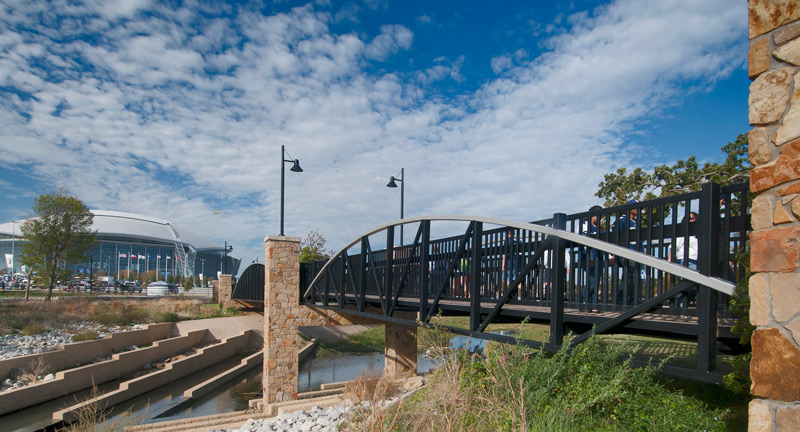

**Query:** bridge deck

left=312, top=293, right=736, bottom=340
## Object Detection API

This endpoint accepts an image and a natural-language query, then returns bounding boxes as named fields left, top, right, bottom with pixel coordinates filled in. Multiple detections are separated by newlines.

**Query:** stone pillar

left=218, top=274, right=232, bottom=309
left=385, top=322, right=418, bottom=378
left=211, top=279, right=219, bottom=303
left=263, top=235, right=301, bottom=407
left=748, top=2, right=800, bottom=430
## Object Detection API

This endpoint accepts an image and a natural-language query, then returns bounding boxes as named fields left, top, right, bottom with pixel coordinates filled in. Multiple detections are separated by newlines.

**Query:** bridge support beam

left=385, top=322, right=418, bottom=378
left=748, top=4, right=800, bottom=430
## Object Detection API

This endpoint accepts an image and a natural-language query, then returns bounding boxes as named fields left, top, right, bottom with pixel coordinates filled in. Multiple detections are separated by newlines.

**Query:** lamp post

left=386, top=167, right=404, bottom=245
left=223, top=241, right=233, bottom=274
left=280, top=145, right=303, bottom=236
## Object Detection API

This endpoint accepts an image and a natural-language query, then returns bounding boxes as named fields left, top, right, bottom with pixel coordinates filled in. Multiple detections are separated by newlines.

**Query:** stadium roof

left=0, top=210, right=223, bottom=252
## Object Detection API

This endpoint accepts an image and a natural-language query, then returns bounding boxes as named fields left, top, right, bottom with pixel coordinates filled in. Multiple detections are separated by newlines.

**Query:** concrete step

left=127, top=410, right=257, bottom=432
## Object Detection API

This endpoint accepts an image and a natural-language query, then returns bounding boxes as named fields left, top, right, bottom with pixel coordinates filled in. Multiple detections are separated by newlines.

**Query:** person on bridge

left=613, top=200, right=640, bottom=306
left=502, top=230, right=523, bottom=301
left=670, top=211, right=698, bottom=313
left=579, top=205, right=606, bottom=310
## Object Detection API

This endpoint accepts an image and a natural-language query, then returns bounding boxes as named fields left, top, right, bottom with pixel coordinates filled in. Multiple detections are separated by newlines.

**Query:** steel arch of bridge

left=302, top=182, right=748, bottom=383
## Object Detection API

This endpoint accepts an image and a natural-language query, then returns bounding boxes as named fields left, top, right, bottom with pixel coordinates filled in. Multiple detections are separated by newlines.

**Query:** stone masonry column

left=263, top=235, right=301, bottom=407
left=218, top=274, right=232, bottom=309
left=384, top=322, right=418, bottom=378
left=747, top=2, right=800, bottom=430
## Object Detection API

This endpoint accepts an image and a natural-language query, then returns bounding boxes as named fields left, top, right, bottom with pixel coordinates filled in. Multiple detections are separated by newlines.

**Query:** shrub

left=376, top=330, right=728, bottom=432
left=156, top=312, right=179, bottom=322
left=21, top=323, right=48, bottom=335
left=72, top=330, right=99, bottom=342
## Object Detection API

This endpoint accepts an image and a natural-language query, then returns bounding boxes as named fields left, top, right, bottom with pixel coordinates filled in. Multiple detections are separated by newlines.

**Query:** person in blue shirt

left=614, top=200, right=640, bottom=306
left=502, top=230, right=523, bottom=300
left=580, top=206, right=605, bottom=310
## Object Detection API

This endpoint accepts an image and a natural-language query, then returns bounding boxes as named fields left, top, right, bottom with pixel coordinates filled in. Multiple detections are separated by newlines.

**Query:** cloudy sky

left=0, top=0, right=748, bottom=271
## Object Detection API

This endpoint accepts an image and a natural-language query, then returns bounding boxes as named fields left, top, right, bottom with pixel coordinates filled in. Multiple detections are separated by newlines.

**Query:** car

left=120, top=281, right=143, bottom=293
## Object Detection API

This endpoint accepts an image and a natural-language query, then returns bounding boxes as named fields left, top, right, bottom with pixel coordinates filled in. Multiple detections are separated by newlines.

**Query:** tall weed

left=385, top=328, right=727, bottom=431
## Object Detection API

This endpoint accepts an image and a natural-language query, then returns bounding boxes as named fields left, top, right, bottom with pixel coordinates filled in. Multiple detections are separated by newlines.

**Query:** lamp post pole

left=280, top=145, right=303, bottom=236
left=386, top=168, right=404, bottom=245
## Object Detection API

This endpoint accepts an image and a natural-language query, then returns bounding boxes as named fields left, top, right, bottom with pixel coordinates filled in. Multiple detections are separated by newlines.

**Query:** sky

left=0, top=0, right=749, bottom=273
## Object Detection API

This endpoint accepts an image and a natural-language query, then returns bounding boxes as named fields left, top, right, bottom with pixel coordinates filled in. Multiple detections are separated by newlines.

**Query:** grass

left=0, top=297, right=239, bottom=335
left=316, top=325, right=387, bottom=357
left=343, top=327, right=732, bottom=432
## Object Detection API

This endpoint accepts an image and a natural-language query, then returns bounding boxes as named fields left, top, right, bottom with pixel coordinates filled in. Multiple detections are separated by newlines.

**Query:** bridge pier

left=263, top=235, right=418, bottom=410
left=385, top=322, right=418, bottom=378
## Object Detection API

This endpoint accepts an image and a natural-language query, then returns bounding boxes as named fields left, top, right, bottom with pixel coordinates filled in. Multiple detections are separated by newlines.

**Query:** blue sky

left=0, top=0, right=749, bottom=269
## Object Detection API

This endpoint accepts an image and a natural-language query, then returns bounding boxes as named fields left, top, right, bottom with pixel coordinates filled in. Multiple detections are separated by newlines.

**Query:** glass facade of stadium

left=0, top=235, right=240, bottom=280
left=0, top=211, right=240, bottom=281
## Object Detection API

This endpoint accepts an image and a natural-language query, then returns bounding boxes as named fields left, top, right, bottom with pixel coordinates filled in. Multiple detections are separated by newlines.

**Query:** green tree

left=595, top=133, right=751, bottom=206
left=300, top=230, right=333, bottom=263
left=19, top=190, right=96, bottom=300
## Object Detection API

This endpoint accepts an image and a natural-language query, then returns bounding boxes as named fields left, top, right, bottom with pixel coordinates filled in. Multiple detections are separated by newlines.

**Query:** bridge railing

left=304, top=182, right=748, bottom=317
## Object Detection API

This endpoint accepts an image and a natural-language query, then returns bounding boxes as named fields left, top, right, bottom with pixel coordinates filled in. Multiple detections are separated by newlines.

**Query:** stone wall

left=263, top=235, right=302, bottom=405
left=747, top=1, right=800, bottom=430
left=218, top=274, right=232, bottom=309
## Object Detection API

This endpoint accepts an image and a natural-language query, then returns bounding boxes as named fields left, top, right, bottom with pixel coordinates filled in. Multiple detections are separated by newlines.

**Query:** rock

left=750, top=0, right=800, bottom=38
left=749, top=68, right=793, bottom=125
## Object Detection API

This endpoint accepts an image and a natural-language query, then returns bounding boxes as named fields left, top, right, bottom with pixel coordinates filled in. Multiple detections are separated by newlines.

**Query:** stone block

left=750, top=37, right=771, bottom=78
left=774, top=37, right=800, bottom=64
left=779, top=182, right=800, bottom=195
left=750, top=226, right=800, bottom=272
left=751, top=139, right=800, bottom=191
left=777, top=406, right=800, bottom=431
left=774, top=202, right=793, bottom=224
left=750, top=273, right=770, bottom=327
left=775, top=21, right=800, bottom=44
left=751, top=328, right=800, bottom=401
left=791, top=196, right=800, bottom=220
left=786, top=318, right=800, bottom=346
left=750, top=0, right=800, bottom=38
left=771, top=273, right=800, bottom=322
left=748, top=399, right=773, bottom=432
left=749, top=127, right=772, bottom=165
left=749, top=68, right=793, bottom=125
left=775, top=74, right=800, bottom=145
left=752, top=194, right=775, bottom=230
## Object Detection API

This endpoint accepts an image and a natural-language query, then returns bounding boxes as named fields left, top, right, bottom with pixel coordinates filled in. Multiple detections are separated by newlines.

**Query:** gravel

left=0, top=322, right=137, bottom=391
left=210, top=405, right=352, bottom=432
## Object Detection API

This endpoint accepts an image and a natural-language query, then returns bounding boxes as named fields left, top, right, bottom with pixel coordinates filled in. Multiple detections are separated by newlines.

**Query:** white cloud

left=364, top=24, right=413, bottom=61
left=0, top=0, right=746, bottom=268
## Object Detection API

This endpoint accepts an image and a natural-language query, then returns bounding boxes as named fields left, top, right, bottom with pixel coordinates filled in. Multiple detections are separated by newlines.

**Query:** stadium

left=0, top=210, right=240, bottom=280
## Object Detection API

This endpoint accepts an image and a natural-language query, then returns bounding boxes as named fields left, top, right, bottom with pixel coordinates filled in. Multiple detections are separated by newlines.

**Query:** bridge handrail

left=303, top=214, right=735, bottom=298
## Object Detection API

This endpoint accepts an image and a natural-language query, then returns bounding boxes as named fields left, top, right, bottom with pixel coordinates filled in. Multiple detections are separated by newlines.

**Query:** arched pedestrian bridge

left=297, top=182, right=749, bottom=384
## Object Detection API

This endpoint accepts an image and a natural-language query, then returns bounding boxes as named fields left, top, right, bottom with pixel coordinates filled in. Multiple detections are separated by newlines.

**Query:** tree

left=595, top=133, right=751, bottom=206
left=300, top=230, right=333, bottom=263
left=20, top=189, right=96, bottom=300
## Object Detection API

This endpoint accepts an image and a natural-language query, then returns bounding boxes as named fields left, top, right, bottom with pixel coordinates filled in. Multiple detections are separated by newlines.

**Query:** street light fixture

left=386, top=167, right=404, bottom=245
left=281, top=145, right=303, bottom=236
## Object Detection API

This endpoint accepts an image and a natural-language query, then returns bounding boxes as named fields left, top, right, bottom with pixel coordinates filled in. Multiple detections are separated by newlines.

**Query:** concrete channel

left=0, top=315, right=267, bottom=431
